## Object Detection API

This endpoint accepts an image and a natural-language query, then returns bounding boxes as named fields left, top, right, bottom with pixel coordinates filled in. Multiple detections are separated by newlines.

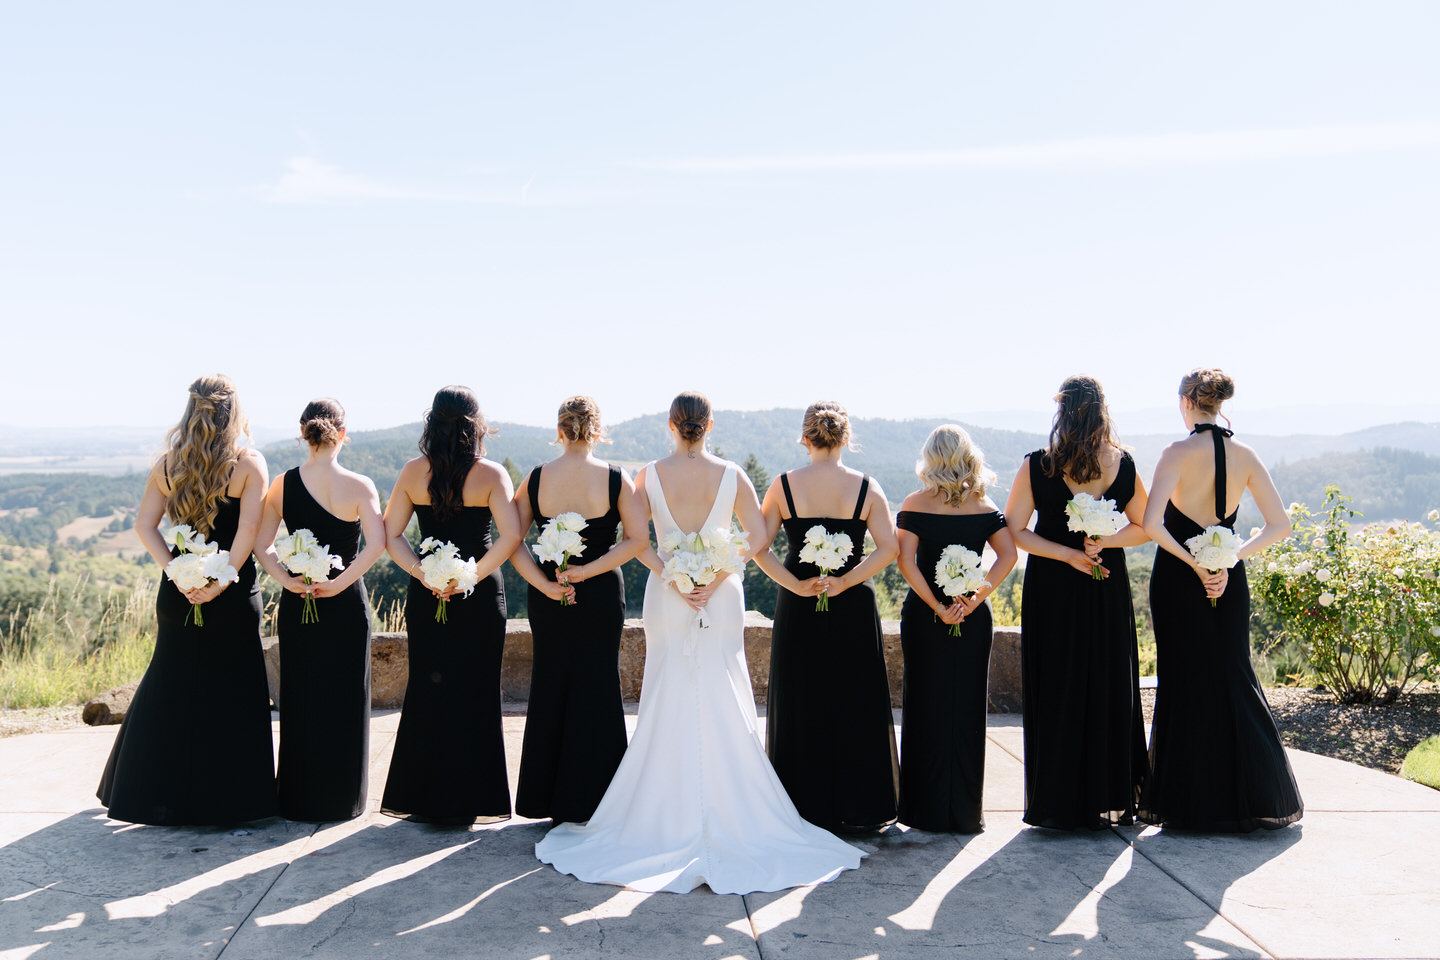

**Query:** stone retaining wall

left=260, top=616, right=1023, bottom=714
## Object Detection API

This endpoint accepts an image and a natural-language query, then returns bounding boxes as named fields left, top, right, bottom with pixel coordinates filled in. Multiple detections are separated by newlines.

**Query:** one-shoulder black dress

left=765, top=473, right=899, bottom=831
left=897, top=509, right=1005, bottom=833
left=275, top=468, right=372, bottom=822
left=98, top=497, right=277, bottom=825
left=515, top=465, right=628, bottom=823
left=381, top=503, right=510, bottom=824
left=1020, top=450, right=1148, bottom=829
left=1139, top=425, right=1303, bottom=831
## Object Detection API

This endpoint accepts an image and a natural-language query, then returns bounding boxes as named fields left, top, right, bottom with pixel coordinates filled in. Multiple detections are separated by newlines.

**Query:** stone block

left=369, top=633, right=410, bottom=709
left=988, top=625, right=1023, bottom=713
left=80, top=679, right=139, bottom=725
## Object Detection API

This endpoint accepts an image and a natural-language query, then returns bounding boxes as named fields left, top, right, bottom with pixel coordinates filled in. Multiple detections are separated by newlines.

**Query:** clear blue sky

left=3, top=1, right=1437, bottom=437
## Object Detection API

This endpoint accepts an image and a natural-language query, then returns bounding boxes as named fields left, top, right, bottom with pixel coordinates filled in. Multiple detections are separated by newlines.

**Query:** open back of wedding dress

left=535, top=460, right=863, bottom=894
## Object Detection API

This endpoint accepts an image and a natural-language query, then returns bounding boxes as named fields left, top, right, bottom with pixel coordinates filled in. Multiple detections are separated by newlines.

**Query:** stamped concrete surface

left=2, top=711, right=1438, bottom=960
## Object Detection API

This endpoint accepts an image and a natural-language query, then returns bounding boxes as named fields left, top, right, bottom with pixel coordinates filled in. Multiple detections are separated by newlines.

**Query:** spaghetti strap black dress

left=1139, top=424, right=1302, bottom=831
left=381, top=503, right=510, bottom=824
left=275, top=468, right=372, bottom=822
left=1020, top=450, right=1148, bottom=829
left=765, top=473, right=899, bottom=831
left=515, top=465, right=628, bottom=823
left=98, top=496, right=277, bottom=825
left=896, top=509, right=1006, bottom=833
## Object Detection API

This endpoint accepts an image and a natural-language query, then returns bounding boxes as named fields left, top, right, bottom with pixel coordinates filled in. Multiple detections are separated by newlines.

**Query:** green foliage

left=0, top=473, right=145, bottom=547
left=1401, top=735, right=1440, bottom=791
left=1253, top=487, right=1440, bottom=704
left=1270, top=448, right=1440, bottom=525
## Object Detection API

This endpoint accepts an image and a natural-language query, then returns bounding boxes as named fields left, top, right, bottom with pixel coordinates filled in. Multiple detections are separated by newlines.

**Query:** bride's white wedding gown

left=535, top=461, right=863, bottom=894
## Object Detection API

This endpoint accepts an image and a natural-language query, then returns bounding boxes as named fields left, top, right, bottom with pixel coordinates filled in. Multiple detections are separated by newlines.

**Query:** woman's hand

left=956, top=588, right=990, bottom=618
left=559, top=563, right=587, bottom=585
left=308, top=579, right=344, bottom=599
left=1083, top=538, right=1105, bottom=560
left=1067, top=548, right=1106, bottom=578
left=540, top=579, right=577, bottom=604
left=433, top=580, right=462, bottom=601
left=184, top=581, right=228, bottom=605
left=277, top=574, right=311, bottom=595
left=934, top=601, right=965, bottom=626
left=1196, top=566, right=1227, bottom=599
left=817, top=573, right=852, bottom=599
left=678, top=582, right=718, bottom=610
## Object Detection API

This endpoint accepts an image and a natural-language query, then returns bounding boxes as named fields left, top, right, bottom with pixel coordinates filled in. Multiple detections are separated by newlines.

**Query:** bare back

left=296, top=460, right=373, bottom=522
left=780, top=461, right=870, bottom=520
left=651, top=454, right=731, bottom=533
left=1166, top=432, right=1257, bottom=526
left=534, top=455, right=614, bottom=519
left=1059, top=443, right=1126, bottom=499
left=402, top=456, right=506, bottom=509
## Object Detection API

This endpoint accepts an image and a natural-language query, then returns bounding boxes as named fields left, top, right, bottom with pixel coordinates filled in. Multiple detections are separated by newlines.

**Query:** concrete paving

left=2, top=712, right=1438, bottom=960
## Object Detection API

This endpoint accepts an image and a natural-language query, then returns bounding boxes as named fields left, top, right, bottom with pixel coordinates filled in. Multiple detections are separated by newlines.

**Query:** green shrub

left=1252, top=487, right=1440, bottom=704
left=1401, top=736, right=1440, bottom=791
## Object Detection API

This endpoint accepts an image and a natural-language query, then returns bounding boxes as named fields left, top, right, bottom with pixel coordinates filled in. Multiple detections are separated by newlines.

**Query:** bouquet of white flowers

left=798, top=524, right=854, bottom=612
left=533, top=512, right=587, bottom=606
left=416, top=537, right=480, bottom=623
left=660, top=526, right=750, bottom=650
left=934, top=543, right=989, bottom=636
left=1065, top=492, right=1127, bottom=580
left=274, top=527, right=346, bottom=623
left=1184, top=525, right=1244, bottom=606
left=160, top=522, right=239, bottom=626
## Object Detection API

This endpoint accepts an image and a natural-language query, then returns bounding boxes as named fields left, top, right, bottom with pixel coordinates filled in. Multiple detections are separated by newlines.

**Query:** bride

left=535, top=391, right=863, bottom=894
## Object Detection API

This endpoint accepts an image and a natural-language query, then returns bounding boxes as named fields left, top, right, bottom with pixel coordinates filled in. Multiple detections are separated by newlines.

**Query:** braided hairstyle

left=163, top=374, right=249, bottom=537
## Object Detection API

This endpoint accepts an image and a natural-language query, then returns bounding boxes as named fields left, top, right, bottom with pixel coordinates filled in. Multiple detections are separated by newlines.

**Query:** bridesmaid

left=256, top=398, right=385, bottom=822
left=755, top=401, right=900, bottom=831
left=1139, top=369, right=1302, bottom=831
left=895, top=425, right=1016, bottom=832
left=380, top=386, right=522, bottom=824
left=511, top=396, right=646, bottom=824
left=98, top=374, right=276, bottom=825
left=1003, top=375, right=1151, bottom=829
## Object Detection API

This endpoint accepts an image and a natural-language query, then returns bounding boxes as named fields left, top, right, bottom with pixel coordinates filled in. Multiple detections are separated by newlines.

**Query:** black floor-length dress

left=896, top=509, right=1005, bottom=833
left=515, top=465, right=628, bottom=823
left=275, top=468, right=372, bottom=822
left=381, top=504, right=510, bottom=824
left=1020, top=450, right=1148, bottom=828
left=1139, top=425, right=1302, bottom=831
left=98, top=497, right=277, bottom=825
left=766, top=473, right=898, bottom=831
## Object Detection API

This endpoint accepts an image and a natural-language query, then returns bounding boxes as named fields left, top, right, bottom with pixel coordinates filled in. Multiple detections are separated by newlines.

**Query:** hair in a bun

left=800, top=401, right=854, bottom=451
left=557, top=395, right=607, bottom=446
left=669, top=391, right=712, bottom=445
left=299, top=397, right=345, bottom=447
left=1179, top=368, right=1235, bottom=414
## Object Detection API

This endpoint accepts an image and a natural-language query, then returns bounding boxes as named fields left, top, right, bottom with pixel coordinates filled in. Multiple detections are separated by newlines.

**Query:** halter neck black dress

left=381, top=502, right=510, bottom=824
left=98, top=495, right=277, bottom=825
left=765, top=473, right=899, bottom=832
left=1020, top=449, right=1148, bottom=829
left=1139, top=425, right=1302, bottom=831
left=515, top=464, right=628, bottom=823
left=896, top=509, right=1006, bottom=833
left=275, top=468, right=372, bottom=822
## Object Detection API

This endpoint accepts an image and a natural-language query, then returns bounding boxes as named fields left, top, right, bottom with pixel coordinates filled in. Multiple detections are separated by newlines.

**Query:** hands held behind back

left=1195, top=565, right=1227, bottom=599
left=1069, top=547, right=1107, bottom=578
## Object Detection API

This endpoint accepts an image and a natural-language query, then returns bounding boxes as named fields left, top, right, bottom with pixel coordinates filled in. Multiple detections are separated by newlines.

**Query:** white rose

left=1394, top=567, right=1406, bottom=578
left=1315, top=568, right=1331, bottom=583
left=1318, top=592, right=1335, bottom=607
left=1430, top=625, right=1440, bottom=638
left=1294, top=561, right=1313, bottom=577
left=1428, top=509, right=1440, bottom=523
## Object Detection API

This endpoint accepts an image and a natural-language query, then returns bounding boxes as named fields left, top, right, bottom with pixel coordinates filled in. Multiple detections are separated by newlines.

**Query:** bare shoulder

left=236, top=447, right=267, bottom=479
left=864, top=476, right=889, bottom=505
left=337, top=466, right=379, bottom=498
left=899, top=489, right=932, bottom=512
left=978, top=494, right=1001, bottom=512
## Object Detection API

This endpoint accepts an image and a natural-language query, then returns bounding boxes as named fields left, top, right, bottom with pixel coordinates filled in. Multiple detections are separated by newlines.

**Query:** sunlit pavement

left=3, top=709, right=1438, bottom=960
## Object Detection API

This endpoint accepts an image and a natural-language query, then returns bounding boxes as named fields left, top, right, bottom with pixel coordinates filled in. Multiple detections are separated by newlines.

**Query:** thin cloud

left=646, top=121, right=1440, bottom=173
left=259, top=156, right=517, bottom=205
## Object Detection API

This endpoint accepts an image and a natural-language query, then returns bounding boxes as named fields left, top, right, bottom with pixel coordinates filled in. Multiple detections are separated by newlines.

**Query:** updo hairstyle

left=917, top=424, right=994, bottom=506
left=801, top=401, right=854, bottom=450
left=299, top=397, right=346, bottom=447
left=1178, top=368, right=1235, bottom=414
left=164, top=374, right=250, bottom=537
left=669, top=391, right=712, bottom=445
left=1044, top=375, right=1120, bottom=484
left=557, top=395, right=608, bottom=446
left=420, top=386, right=493, bottom=519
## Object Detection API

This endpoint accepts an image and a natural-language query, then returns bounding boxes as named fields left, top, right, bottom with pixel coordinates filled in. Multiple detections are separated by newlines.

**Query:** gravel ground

left=1141, top=683, right=1440, bottom=775
left=7, top=684, right=1439, bottom=777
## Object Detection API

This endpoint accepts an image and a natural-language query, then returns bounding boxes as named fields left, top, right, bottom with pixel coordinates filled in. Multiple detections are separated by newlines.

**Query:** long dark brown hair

left=419, top=386, right=492, bottom=519
left=1043, top=375, right=1120, bottom=484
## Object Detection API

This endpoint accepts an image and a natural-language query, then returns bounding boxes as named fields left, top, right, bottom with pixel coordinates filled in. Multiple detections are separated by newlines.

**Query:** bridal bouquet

left=934, top=543, right=989, bottom=636
left=416, top=537, right=480, bottom=623
left=1065, top=492, right=1127, bottom=580
left=161, top=522, right=239, bottom=627
left=660, top=527, right=750, bottom=646
left=274, top=527, right=345, bottom=623
left=1185, top=525, right=1244, bottom=607
left=799, top=525, right=853, bottom=612
left=533, top=512, right=587, bottom=606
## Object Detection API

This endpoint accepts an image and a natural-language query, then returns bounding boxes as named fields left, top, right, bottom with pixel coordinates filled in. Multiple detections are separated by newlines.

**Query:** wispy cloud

left=258, top=156, right=525, bottom=205
left=645, top=121, right=1440, bottom=173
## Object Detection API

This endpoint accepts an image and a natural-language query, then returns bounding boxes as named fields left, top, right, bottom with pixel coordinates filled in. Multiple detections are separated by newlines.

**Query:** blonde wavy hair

left=916, top=424, right=993, bottom=506
left=163, top=374, right=250, bottom=537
